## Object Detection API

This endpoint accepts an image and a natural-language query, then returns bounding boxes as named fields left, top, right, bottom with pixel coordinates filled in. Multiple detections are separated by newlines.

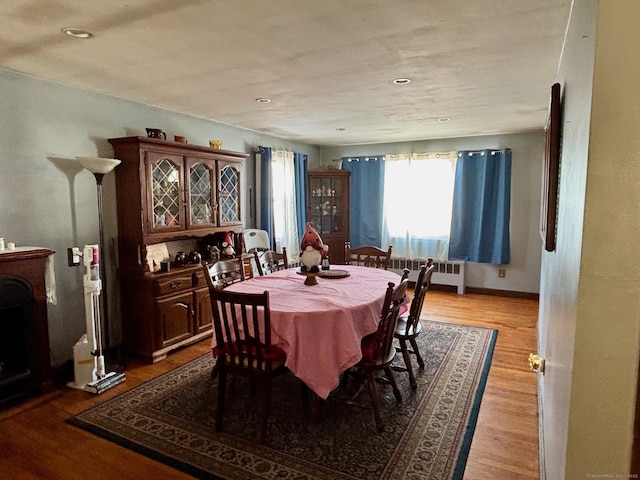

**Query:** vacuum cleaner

left=67, top=245, right=125, bottom=394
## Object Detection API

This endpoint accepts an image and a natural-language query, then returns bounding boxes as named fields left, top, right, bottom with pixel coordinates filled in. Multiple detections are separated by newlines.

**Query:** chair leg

left=216, top=368, right=227, bottom=432
left=384, top=366, right=402, bottom=403
left=399, top=339, right=417, bottom=390
left=409, top=337, right=425, bottom=369
left=365, top=371, right=384, bottom=433
left=210, top=356, right=219, bottom=378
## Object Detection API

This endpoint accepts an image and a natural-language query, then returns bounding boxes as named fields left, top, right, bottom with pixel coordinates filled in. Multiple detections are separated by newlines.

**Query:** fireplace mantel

left=0, top=247, right=55, bottom=407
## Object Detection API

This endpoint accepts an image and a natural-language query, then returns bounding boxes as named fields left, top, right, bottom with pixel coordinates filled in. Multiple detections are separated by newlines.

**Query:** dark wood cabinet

left=156, top=292, right=193, bottom=348
left=118, top=264, right=214, bottom=363
left=307, top=165, right=350, bottom=265
left=109, top=137, right=247, bottom=362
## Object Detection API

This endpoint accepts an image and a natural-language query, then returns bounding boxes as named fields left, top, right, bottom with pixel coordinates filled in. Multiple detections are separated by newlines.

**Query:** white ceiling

left=0, top=0, right=572, bottom=146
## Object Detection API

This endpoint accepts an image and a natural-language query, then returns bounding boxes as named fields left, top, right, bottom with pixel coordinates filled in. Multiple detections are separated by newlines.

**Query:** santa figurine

left=220, top=231, right=236, bottom=258
left=300, top=222, right=329, bottom=272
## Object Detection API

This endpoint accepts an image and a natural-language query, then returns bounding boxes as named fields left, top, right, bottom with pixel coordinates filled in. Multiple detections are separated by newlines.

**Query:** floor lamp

left=76, top=156, right=121, bottom=353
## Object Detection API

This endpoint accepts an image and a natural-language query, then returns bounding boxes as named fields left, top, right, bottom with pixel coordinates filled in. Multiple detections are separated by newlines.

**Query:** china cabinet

left=108, top=136, right=247, bottom=362
left=306, top=165, right=350, bottom=264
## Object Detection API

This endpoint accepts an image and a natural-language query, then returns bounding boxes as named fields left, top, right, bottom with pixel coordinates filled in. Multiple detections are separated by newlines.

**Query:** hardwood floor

left=0, top=290, right=539, bottom=479
left=423, top=291, right=540, bottom=479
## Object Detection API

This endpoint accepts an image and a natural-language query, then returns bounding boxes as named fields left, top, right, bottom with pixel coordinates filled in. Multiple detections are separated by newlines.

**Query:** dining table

left=218, top=264, right=403, bottom=399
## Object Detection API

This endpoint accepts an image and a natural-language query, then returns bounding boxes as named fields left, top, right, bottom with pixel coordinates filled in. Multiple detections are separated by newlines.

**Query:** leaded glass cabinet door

left=146, top=152, right=184, bottom=233
left=218, top=162, right=241, bottom=226
left=308, top=175, right=346, bottom=235
left=186, top=159, right=216, bottom=228
left=306, top=166, right=350, bottom=264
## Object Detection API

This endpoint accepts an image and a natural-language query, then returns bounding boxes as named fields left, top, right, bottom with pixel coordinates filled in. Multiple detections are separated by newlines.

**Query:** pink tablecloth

left=218, top=265, right=402, bottom=399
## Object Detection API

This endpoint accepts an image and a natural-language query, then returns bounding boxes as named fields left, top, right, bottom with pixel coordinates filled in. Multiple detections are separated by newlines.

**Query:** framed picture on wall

left=541, top=82, right=562, bottom=252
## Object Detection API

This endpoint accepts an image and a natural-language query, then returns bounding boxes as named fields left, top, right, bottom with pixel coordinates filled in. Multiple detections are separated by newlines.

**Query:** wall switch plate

left=498, top=269, right=506, bottom=278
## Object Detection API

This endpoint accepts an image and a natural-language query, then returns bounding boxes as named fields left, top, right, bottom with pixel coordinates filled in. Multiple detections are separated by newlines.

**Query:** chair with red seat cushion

left=205, top=280, right=287, bottom=443
left=352, top=277, right=409, bottom=432
left=394, top=258, right=436, bottom=390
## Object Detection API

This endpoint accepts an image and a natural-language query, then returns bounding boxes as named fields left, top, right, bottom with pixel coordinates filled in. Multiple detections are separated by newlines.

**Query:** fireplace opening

left=0, top=275, right=36, bottom=408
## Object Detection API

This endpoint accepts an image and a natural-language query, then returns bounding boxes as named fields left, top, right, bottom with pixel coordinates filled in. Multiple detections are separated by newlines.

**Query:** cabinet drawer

left=193, top=269, right=208, bottom=289
left=154, top=275, right=193, bottom=296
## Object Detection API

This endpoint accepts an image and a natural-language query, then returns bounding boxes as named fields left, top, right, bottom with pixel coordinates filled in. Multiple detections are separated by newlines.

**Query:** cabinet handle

left=170, top=280, right=182, bottom=289
left=174, top=303, right=194, bottom=319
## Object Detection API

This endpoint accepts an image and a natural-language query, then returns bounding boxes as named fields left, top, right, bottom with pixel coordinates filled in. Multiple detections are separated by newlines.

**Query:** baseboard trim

left=464, top=286, right=539, bottom=300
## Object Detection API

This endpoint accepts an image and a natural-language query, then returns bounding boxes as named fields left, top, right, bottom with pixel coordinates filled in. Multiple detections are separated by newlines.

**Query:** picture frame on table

left=541, top=82, right=562, bottom=252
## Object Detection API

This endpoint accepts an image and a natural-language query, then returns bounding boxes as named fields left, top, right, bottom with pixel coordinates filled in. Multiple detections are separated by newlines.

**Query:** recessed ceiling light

left=438, top=118, right=450, bottom=122
left=62, top=27, right=94, bottom=39
left=255, top=98, right=271, bottom=103
left=393, top=78, right=412, bottom=85
left=336, top=128, right=346, bottom=131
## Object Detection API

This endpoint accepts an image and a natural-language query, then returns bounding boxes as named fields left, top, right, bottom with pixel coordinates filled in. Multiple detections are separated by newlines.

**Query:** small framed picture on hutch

left=541, top=82, right=562, bottom=252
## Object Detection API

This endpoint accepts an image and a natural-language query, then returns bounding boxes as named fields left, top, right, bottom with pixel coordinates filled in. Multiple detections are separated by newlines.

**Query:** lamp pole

left=93, top=171, right=109, bottom=348
left=76, top=157, right=121, bottom=351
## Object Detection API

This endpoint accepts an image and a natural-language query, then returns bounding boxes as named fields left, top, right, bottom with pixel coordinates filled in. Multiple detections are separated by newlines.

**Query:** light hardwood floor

left=0, top=290, right=539, bottom=479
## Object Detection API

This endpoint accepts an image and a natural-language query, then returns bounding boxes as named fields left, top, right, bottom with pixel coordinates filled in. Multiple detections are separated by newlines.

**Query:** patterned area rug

left=68, top=321, right=496, bottom=480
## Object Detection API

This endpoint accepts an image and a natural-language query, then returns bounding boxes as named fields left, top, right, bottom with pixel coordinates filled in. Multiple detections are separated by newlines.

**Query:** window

left=381, top=152, right=457, bottom=261
left=271, top=150, right=300, bottom=261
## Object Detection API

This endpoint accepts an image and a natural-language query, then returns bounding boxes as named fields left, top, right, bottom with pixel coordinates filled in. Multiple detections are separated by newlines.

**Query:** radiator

left=389, top=259, right=466, bottom=295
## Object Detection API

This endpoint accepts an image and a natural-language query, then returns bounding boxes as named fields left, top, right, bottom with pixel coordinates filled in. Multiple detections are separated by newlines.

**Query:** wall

left=539, top=0, right=640, bottom=477
left=321, top=131, right=544, bottom=294
left=0, top=68, right=320, bottom=366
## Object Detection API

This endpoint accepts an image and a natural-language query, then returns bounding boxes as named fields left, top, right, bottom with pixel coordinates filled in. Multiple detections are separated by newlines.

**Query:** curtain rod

left=333, top=156, right=381, bottom=162
left=460, top=148, right=512, bottom=156
left=333, top=149, right=511, bottom=161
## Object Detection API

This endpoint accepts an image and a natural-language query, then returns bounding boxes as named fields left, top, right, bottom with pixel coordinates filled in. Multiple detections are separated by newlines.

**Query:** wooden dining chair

left=204, top=258, right=246, bottom=289
left=240, top=252, right=260, bottom=279
left=206, top=286, right=287, bottom=443
left=393, top=258, right=436, bottom=390
left=255, top=247, right=289, bottom=276
left=350, top=277, right=409, bottom=432
left=344, top=242, right=393, bottom=269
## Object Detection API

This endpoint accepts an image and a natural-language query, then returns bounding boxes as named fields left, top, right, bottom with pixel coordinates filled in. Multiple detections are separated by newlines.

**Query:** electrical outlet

left=67, top=247, right=81, bottom=267
left=498, top=269, right=506, bottom=278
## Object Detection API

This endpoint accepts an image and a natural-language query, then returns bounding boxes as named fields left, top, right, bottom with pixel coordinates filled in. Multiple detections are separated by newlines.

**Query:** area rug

left=68, top=321, right=497, bottom=480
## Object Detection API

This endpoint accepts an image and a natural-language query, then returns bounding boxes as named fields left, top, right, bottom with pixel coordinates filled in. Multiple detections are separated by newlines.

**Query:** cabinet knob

left=170, top=280, right=182, bottom=289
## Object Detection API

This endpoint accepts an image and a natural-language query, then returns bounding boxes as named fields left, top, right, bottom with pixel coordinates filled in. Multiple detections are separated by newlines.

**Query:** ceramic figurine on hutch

left=220, top=231, right=236, bottom=258
left=174, top=251, right=187, bottom=265
left=188, top=250, right=202, bottom=264
left=146, top=128, right=166, bottom=139
left=300, top=222, right=329, bottom=273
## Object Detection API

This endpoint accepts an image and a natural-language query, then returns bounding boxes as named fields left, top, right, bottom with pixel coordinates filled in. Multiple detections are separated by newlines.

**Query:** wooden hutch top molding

left=108, top=136, right=248, bottom=161
left=309, top=164, right=346, bottom=173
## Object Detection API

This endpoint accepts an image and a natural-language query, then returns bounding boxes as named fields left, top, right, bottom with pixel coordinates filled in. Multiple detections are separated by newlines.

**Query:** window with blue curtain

left=294, top=153, right=308, bottom=242
left=448, top=149, right=512, bottom=264
left=381, top=152, right=458, bottom=261
left=257, top=146, right=275, bottom=249
left=342, top=156, right=385, bottom=248
left=271, top=150, right=300, bottom=260
left=257, top=146, right=307, bottom=260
